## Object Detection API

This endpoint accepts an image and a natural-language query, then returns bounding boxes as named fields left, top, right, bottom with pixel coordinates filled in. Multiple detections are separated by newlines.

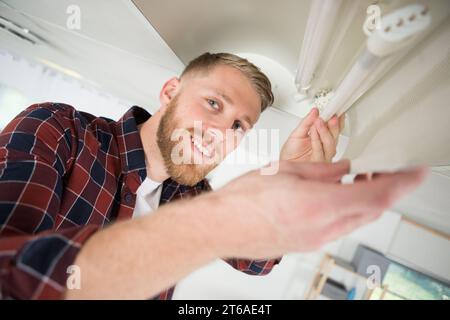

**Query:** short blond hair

left=181, top=52, right=274, bottom=112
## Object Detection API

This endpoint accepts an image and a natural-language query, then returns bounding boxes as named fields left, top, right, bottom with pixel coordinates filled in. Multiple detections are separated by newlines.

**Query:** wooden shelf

left=305, top=253, right=387, bottom=300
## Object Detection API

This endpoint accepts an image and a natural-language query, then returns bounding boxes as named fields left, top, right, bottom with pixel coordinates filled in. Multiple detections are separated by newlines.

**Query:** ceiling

left=133, top=0, right=308, bottom=72
left=132, top=0, right=450, bottom=116
left=0, top=0, right=184, bottom=108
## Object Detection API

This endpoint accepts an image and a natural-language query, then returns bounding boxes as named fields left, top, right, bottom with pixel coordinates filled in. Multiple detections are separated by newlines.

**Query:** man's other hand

left=280, top=108, right=345, bottom=163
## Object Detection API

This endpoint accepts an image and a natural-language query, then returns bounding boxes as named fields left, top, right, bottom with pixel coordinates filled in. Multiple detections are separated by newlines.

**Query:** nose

left=203, top=127, right=224, bottom=145
left=203, top=112, right=236, bottom=137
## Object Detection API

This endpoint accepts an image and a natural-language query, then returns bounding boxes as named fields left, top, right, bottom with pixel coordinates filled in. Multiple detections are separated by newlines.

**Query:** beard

left=156, top=96, right=219, bottom=186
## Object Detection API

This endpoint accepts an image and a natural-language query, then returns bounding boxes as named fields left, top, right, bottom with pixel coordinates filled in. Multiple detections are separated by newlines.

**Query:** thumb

left=289, top=107, right=319, bottom=138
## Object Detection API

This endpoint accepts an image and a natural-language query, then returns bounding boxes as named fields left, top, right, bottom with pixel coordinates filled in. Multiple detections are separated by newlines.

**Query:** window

left=371, top=262, right=450, bottom=300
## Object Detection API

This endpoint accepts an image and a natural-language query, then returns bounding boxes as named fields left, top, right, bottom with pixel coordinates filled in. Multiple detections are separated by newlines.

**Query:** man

left=0, top=53, right=426, bottom=299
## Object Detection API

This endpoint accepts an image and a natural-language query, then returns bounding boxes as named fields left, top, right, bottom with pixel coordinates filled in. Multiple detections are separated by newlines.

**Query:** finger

left=339, top=114, right=345, bottom=131
left=310, top=125, right=325, bottom=162
left=282, top=159, right=350, bottom=182
left=329, top=167, right=428, bottom=219
left=354, top=173, right=372, bottom=182
left=327, top=115, right=340, bottom=141
left=290, top=107, right=319, bottom=138
left=316, top=119, right=336, bottom=161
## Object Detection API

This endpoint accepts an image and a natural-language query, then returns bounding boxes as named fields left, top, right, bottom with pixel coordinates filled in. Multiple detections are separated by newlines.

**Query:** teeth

left=191, top=137, right=212, bottom=158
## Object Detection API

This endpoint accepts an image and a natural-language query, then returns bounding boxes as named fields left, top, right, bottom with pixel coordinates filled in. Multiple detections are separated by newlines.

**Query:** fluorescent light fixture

left=295, top=0, right=344, bottom=93
left=320, top=3, right=431, bottom=121
left=312, top=1, right=365, bottom=89
left=37, top=58, right=83, bottom=80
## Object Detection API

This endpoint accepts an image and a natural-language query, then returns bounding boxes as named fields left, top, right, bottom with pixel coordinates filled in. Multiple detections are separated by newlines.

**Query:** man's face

left=157, top=65, right=262, bottom=186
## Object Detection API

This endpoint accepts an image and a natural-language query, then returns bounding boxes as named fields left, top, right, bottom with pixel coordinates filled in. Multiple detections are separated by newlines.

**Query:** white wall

left=388, top=221, right=450, bottom=282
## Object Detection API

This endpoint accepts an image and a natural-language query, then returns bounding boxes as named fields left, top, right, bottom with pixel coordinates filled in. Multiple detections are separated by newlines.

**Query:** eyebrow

left=213, top=90, right=234, bottom=105
left=242, top=115, right=253, bottom=129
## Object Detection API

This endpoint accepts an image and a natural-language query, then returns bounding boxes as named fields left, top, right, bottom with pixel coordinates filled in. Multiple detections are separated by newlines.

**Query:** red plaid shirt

left=0, top=102, right=280, bottom=300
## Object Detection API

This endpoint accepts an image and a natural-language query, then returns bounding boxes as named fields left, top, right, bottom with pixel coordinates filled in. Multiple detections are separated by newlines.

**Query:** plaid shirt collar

left=115, top=106, right=149, bottom=182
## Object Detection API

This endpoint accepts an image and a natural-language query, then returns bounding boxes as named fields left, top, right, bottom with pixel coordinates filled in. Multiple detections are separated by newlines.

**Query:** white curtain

left=0, top=50, right=132, bottom=130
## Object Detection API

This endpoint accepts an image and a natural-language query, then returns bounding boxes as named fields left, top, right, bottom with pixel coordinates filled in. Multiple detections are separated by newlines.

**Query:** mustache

left=173, top=127, right=217, bottom=145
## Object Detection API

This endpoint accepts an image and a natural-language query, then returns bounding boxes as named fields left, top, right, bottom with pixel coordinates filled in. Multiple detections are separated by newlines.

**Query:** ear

left=159, top=77, right=180, bottom=106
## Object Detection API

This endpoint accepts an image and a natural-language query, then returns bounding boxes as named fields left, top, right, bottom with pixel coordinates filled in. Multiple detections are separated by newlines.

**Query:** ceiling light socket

left=367, top=4, right=431, bottom=57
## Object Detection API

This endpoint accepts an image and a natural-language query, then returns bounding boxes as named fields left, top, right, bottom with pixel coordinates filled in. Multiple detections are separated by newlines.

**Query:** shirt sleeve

left=202, top=177, right=283, bottom=276
left=0, top=103, right=100, bottom=299
left=224, top=257, right=282, bottom=275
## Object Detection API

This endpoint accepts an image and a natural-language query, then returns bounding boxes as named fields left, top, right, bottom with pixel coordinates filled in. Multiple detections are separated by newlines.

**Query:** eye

left=231, top=120, right=244, bottom=131
left=207, top=99, right=220, bottom=110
